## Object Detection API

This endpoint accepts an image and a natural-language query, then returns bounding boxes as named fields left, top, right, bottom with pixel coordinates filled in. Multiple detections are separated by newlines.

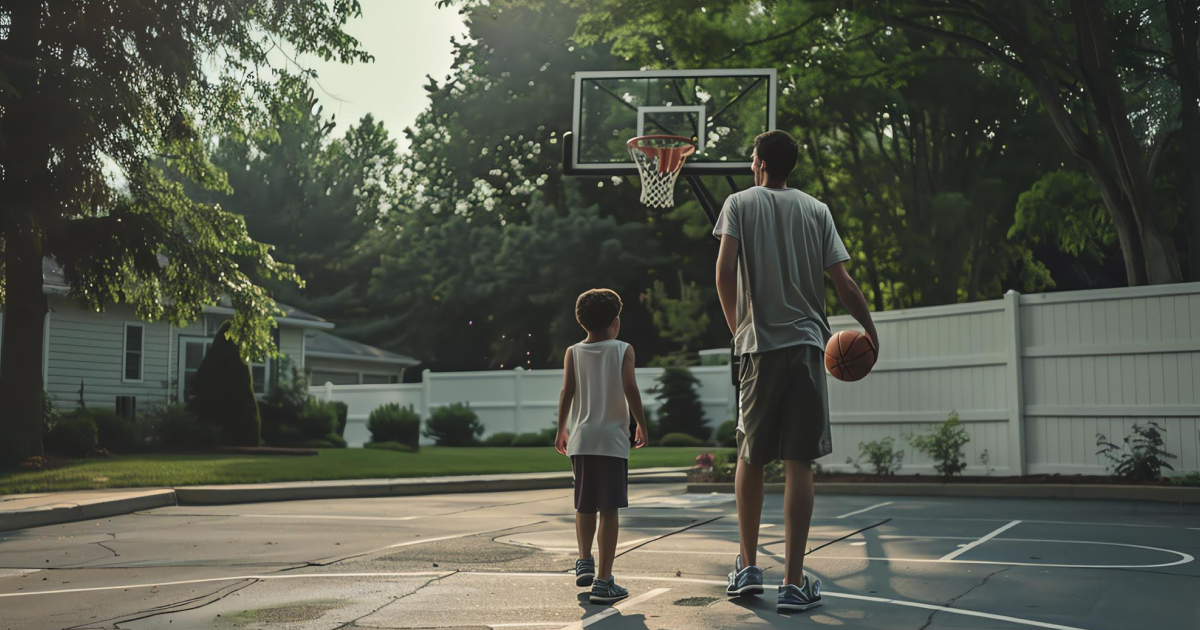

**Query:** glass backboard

left=566, top=69, right=777, bottom=175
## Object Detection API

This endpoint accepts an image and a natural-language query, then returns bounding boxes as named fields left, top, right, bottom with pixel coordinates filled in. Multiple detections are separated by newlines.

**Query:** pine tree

left=650, top=367, right=710, bottom=442
left=189, top=322, right=261, bottom=447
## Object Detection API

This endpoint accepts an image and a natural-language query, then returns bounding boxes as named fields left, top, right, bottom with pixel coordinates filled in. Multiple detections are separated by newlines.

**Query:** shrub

left=649, top=367, right=710, bottom=441
left=660, top=432, right=704, bottom=447
left=365, top=441, right=417, bottom=453
left=484, top=432, right=518, bottom=446
left=422, top=402, right=483, bottom=446
left=260, top=357, right=316, bottom=446
left=368, top=403, right=422, bottom=450
left=45, top=409, right=98, bottom=457
left=92, top=408, right=140, bottom=454
left=907, top=412, right=970, bottom=477
left=331, top=401, right=349, bottom=437
left=511, top=431, right=553, bottom=447
left=1171, top=472, right=1200, bottom=487
left=42, top=390, right=58, bottom=436
left=144, top=403, right=221, bottom=452
left=850, top=436, right=904, bottom=476
left=292, top=436, right=345, bottom=449
left=716, top=420, right=738, bottom=447
left=297, top=398, right=339, bottom=440
left=1096, top=421, right=1177, bottom=482
left=764, top=460, right=785, bottom=483
left=188, top=321, right=261, bottom=446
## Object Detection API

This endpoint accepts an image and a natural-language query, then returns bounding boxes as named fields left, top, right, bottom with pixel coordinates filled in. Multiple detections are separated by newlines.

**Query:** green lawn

left=0, top=446, right=728, bottom=495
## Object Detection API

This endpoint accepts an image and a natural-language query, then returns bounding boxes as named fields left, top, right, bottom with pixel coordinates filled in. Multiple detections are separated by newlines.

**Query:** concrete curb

left=0, top=490, right=177, bottom=532
left=686, top=482, right=1200, bottom=504
left=1, top=468, right=688, bottom=530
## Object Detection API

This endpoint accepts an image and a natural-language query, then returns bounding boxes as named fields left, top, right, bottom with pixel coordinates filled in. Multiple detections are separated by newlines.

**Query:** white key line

left=836, top=502, right=894, bottom=519
left=241, top=514, right=420, bottom=522
left=940, top=520, right=1021, bottom=561
left=558, top=587, right=671, bottom=630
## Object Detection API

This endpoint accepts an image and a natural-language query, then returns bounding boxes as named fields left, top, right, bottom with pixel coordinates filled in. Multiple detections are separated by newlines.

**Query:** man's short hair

left=754, top=130, right=799, bottom=179
left=575, top=288, right=622, bottom=332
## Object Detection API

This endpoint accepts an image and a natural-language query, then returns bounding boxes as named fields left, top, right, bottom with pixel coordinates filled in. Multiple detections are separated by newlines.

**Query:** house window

left=250, top=359, right=270, bottom=395
left=123, top=323, right=144, bottom=382
left=361, top=373, right=394, bottom=385
left=311, top=370, right=358, bottom=386
left=180, top=338, right=211, bottom=400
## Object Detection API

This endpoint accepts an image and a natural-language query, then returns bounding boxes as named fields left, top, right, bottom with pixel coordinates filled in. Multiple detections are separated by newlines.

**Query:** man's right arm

left=827, top=262, right=880, bottom=356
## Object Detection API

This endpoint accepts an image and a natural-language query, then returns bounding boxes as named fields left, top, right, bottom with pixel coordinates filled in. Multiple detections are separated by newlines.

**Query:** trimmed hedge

left=151, top=403, right=221, bottom=451
left=484, top=432, right=517, bottom=446
left=364, top=441, right=417, bottom=453
left=45, top=410, right=98, bottom=457
left=368, top=403, right=421, bottom=450
left=511, top=431, right=552, bottom=447
left=659, top=432, right=705, bottom=447
left=422, top=402, right=483, bottom=446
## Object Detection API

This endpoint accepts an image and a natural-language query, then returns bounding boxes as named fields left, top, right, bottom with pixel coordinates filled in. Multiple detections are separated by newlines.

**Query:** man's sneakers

left=725, top=554, right=764, bottom=597
left=574, top=557, right=595, bottom=587
left=777, top=574, right=822, bottom=613
left=589, top=576, right=629, bottom=604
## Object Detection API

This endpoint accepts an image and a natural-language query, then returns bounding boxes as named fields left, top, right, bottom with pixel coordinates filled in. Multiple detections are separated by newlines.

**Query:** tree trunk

left=0, top=228, right=48, bottom=466
left=1166, top=0, right=1200, bottom=281
left=1071, top=0, right=1183, bottom=284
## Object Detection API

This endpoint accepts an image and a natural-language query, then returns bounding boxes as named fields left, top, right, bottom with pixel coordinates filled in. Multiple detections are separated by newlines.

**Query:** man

left=714, top=130, right=879, bottom=614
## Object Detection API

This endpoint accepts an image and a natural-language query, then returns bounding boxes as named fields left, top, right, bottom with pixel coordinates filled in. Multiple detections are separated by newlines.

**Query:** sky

left=297, top=1, right=469, bottom=148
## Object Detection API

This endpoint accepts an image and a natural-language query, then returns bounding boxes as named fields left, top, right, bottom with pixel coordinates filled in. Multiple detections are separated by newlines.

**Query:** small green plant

left=907, top=412, right=970, bottom=477
left=484, top=432, right=518, bottom=446
left=1096, top=422, right=1177, bottom=482
left=422, top=402, right=484, bottom=446
left=716, top=420, right=737, bottom=447
left=850, top=436, right=904, bottom=476
left=659, top=432, right=704, bottom=447
left=368, top=403, right=422, bottom=450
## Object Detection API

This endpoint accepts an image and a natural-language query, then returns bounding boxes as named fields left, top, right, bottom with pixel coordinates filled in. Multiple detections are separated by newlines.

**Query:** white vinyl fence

left=315, top=282, right=1200, bottom=477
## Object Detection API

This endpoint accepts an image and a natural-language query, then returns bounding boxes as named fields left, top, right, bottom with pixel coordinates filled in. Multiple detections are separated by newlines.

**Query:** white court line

left=0, top=572, right=1092, bottom=630
left=836, top=502, right=894, bottom=519
left=557, top=588, right=671, bottom=630
left=489, top=624, right=568, bottom=628
left=940, top=520, right=1021, bottom=561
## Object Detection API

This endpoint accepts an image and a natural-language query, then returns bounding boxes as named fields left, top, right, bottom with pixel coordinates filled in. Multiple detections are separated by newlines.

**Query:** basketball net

left=627, top=135, right=696, bottom=209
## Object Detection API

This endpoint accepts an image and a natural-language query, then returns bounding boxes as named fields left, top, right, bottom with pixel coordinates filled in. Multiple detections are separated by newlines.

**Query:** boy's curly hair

left=575, top=288, right=622, bottom=332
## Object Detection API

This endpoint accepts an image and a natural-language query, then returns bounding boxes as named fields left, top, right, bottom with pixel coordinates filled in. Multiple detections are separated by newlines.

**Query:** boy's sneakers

left=589, top=576, right=629, bottom=604
left=574, top=557, right=596, bottom=587
left=726, top=554, right=764, bottom=597
left=776, top=574, right=822, bottom=613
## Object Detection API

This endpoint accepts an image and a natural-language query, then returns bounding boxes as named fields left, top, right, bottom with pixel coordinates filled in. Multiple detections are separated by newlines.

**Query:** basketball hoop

left=627, top=135, right=696, bottom=209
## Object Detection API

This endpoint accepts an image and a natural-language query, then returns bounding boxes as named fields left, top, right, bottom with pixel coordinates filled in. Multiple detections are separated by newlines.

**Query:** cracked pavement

left=2, top=484, right=1198, bottom=629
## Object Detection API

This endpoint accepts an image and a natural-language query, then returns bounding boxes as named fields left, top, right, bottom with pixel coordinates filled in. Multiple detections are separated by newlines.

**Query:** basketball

left=825, top=330, right=876, bottom=382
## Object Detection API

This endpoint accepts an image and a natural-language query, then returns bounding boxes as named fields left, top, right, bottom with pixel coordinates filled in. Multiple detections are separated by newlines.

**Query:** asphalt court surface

left=1, top=485, right=1198, bottom=629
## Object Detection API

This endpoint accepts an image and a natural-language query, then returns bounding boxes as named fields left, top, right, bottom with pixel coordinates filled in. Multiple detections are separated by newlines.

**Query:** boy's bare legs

left=783, top=460, right=815, bottom=585
left=596, top=508, right=620, bottom=580
left=735, top=457, right=765, bottom=566
left=576, top=511, right=597, bottom=560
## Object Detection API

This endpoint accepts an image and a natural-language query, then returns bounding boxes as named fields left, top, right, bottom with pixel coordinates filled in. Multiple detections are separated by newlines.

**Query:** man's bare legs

left=783, top=460, right=815, bottom=585
left=576, top=511, right=596, bottom=560
left=596, top=508, right=620, bottom=580
left=735, top=457, right=765, bottom=566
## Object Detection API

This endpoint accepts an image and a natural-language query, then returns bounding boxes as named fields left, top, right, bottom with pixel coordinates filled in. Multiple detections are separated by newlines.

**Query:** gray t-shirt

left=713, top=186, right=850, bottom=356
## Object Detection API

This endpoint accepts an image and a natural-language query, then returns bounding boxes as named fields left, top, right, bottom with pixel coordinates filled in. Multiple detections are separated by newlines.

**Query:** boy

left=554, top=288, right=649, bottom=605
left=714, top=130, right=879, bottom=614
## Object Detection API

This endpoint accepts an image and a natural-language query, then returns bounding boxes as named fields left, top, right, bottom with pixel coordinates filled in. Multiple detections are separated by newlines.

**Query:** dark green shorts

left=736, top=344, right=832, bottom=465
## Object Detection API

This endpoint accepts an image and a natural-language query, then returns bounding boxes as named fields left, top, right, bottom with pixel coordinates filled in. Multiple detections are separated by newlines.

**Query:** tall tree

left=872, top=0, right=1184, bottom=285
left=0, top=0, right=368, bottom=465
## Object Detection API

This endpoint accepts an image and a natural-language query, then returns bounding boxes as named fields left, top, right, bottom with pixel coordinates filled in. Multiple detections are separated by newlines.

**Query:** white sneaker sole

left=777, top=600, right=822, bottom=613
left=590, top=592, right=629, bottom=604
left=576, top=573, right=595, bottom=587
left=726, top=584, right=765, bottom=597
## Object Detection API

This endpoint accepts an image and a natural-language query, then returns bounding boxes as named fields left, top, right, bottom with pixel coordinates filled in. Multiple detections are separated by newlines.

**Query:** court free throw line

left=836, top=502, right=894, bottom=519
left=940, top=520, right=1021, bottom=561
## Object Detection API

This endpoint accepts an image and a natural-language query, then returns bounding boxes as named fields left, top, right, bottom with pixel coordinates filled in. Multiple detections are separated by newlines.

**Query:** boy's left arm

left=555, top=347, right=576, bottom=455
left=621, top=346, right=648, bottom=448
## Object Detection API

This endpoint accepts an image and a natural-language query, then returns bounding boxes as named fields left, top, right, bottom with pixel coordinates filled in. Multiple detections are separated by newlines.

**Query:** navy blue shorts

left=571, top=455, right=628, bottom=513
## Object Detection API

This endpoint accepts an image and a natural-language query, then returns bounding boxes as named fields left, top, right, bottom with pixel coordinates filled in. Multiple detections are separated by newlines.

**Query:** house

left=0, top=259, right=418, bottom=412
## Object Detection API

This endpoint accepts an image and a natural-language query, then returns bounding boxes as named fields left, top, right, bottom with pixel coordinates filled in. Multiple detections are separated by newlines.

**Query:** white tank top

left=566, top=339, right=631, bottom=459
